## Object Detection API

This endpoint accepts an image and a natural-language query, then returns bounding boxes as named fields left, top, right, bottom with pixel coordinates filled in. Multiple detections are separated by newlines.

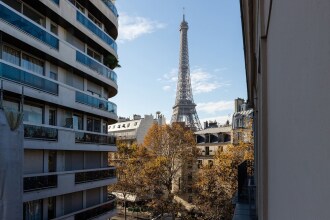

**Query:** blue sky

left=112, top=0, right=246, bottom=125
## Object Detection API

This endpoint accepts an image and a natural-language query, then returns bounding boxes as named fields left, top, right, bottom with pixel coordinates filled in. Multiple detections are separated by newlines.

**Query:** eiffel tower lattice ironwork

left=171, top=14, right=202, bottom=131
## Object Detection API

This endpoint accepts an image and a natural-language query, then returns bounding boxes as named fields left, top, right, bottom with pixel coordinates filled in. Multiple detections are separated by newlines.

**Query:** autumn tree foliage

left=142, top=123, right=197, bottom=216
left=194, top=143, right=254, bottom=219
left=108, top=142, right=150, bottom=219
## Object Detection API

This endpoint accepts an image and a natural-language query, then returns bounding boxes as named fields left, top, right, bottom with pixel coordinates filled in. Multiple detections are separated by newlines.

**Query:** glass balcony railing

left=101, top=0, right=119, bottom=17
left=75, top=91, right=117, bottom=114
left=50, top=0, right=59, bottom=5
left=75, top=168, right=116, bottom=184
left=24, top=124, right=58, bottom=141
left=76, top=10, right=117, bottom=52
left=0, top=3, right=59, bottom=49
left=24, top=174, right=58, bottom=192
left=75, top=131, right=116, bottom=145
left=74, top=201, right=116, bottom=220
left=76, top=51, right=117, bottom=83
left=0, top=62, right=59, bottom=95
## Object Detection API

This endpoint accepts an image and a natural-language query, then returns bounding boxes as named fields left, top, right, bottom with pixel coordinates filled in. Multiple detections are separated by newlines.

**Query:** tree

left=142, top=123, right=197, bottom=218
left=108, top=142, right=149, bottom=220
left=194, top=143, right=254, bottom=219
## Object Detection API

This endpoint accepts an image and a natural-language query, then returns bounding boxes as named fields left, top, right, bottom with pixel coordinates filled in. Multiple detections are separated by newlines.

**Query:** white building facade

left=0, top=0, right=119, bottom=219
left=108, top=114, right=166, bottom=144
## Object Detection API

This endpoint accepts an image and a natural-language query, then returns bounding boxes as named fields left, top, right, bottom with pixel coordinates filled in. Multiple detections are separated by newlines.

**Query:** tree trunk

left=124, top=199, right=127, bottom=220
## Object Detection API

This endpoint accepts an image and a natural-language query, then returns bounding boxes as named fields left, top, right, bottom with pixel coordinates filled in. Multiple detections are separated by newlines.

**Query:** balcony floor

left=232, top=203, right=256, bottom=220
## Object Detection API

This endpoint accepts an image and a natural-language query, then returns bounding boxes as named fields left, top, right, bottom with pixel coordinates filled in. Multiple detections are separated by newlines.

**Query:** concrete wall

left=265, top=1, right=330, bottom=219
left=242, top=0, right=330, bottom=219
left=0, top=109, right=23, bottom=220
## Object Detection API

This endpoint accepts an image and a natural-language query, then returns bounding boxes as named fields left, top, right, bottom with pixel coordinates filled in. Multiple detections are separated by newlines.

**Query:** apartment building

left=0, top=0, right=119, bottom=219
left=237, top=0, right=330, bottom=219
left=232, top=98, right=253, bottom=145
left=108, top=113, right=166, bottom=145
left=195, top=123, right=232, bottom=168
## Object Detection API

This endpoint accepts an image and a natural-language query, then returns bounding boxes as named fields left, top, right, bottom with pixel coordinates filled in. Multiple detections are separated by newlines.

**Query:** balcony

left=75, top=167, right=116, bottom=184
left=75, top=131, right=116, bottom=145
left=50, top=0, right=59, bottom=5
left=75, top=91, right=117, bottom=114
left=0, top=61, right=58, bottom=95
left=232, top=160, right=257, bottom=220
left=23, top=174, right=57, bottom=192
left=74, top=200, right=116, bottom=220
left=24, top=124, right=58, bottom=141
left=0, top=3, right=59, bottom=49
left=76, top=10, right=117, bottom=52
left=101, top=0, right=119, bottom=17
left=76, top=51, right=117, bottom=84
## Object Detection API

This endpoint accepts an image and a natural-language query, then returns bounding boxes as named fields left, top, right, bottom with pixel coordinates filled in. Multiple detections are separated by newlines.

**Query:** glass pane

left=2, top=45, right=20, bottom=66
left=1, top=0, right=21, bottom=12
left=22, top=53, right=44, bottom=75
left=23, top=199, right=43, bottom=220
left=49, top=109, right=56, bottom=126
left=22, top=4, right=46, bottom=27
left=23, top=104, right=43, bottom=124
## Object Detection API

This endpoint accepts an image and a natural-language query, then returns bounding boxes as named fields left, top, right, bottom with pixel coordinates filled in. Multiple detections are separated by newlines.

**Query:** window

left=50, top=72, right=57, bottom=80
left=23, top=199, right=43, bottom=220
left=134, top=122, right=138, bottom=126
left=127, top=123, right=130, bottom=127
left=2, top=0, right=21, bottom=12
left=49, top=109, right=56, bottom=126
left=50, top=22, right=58, bottom=35
left=205, top=146, right=210, bottom=156
left=48, top=197, right=56, bottom=219
left=87, top=47, right=101, bottom=62
left=3, top=100, right=19, bottom=111
left=68, top=0, right=85, bottom=13
left=2, top=45, right=20, bottom=66
left=73, top=114, right=83, bottom=130
left=102, top=122, right=108, bottom=134
left=208, top=160, right=213, bottom=167
left=88, top=12, right=102, bottom=28
left=48, top=150, right=57, bottom=172
left=87, top=117, right=101, bottom=132
left=22, top=53, right=44, bottom=75
left=22, top=4, right=46, bottom=27
left=23, top=104, right=43, bottom=124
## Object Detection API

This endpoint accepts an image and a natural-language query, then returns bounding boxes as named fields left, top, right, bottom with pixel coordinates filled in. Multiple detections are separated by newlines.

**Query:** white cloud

left=197, top=100, right=234, bottom=114
left=159, top=67, right=230, bottom=94
left=118, top=14, right=166, bottom=43
left=162, top=85, right=171, bottom=91
left=191, top=68, right=231, bottom=94
left=163, top=68, right=178, bottom=83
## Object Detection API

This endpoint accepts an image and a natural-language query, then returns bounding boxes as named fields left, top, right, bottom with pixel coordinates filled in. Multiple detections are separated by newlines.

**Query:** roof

left=195, top=126, right=232, bottom=135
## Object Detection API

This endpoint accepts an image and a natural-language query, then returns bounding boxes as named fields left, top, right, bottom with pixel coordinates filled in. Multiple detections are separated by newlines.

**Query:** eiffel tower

left=171, top=14, right=202, bottom=131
